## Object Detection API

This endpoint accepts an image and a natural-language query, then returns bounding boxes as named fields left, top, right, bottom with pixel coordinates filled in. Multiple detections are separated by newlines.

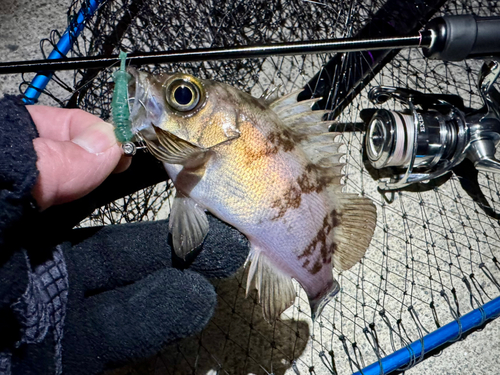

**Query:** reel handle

left=423, top=15, right=500, bottom=61
left=468, top=138, right=500, bottom=174
left=475, top=158, right=500, bottom=173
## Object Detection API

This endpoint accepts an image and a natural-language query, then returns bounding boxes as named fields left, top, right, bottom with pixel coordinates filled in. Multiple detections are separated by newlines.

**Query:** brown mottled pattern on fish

left=270, top=183, right=302, bottom=220
left=297, top=164, right=336, bottom=194
left=268, top=128, right=306, bottom=153
left=127, top=69, right=377, bottom=322
left=298, top=209, right=341, bottom=275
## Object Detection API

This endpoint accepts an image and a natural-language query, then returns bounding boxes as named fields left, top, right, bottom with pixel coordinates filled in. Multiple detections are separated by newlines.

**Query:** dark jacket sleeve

left=0, top=95, right=39, bottom=349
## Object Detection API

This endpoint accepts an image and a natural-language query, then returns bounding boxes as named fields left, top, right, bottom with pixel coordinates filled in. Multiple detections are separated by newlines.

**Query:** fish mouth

left=126, top=67, right=165, bottom=134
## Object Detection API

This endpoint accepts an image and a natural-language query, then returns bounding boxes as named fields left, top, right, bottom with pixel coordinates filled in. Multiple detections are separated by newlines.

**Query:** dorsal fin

left=303, top=142, right=344, bottom=165
left=275, top=98, right=322, bottom=118
left=260, top=85, right=282, bottom=102
left=317, top=161, right=344, bottom=174
left=269, top=89, right=302, bottom=112
left=270, top=89, right=331, bottom=132
left=271, top=90, right=347, bottom=189
left=269, top=90, right=347, bottom=192
left=311, top=162, right=344, bottom=187
left=282, top=110, right=331, bottom=127
left=271, top=91, right=377, bottom=268
left=270, top=89, right=324, bottom=119
left=293, top=121, right=336, bottom=134
left=306, top=132, right=339, bottom=144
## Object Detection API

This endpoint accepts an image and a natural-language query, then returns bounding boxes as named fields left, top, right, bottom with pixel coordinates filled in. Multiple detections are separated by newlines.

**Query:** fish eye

left=164, top=76, right=204, bottom=113
left=174, top=86, right=193, bottom=105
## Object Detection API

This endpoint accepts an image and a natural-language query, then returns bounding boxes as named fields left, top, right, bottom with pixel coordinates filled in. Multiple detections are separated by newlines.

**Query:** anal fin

left=246, top=247, right=296, bottom=322
left=169, top=192, right=209, bottom=259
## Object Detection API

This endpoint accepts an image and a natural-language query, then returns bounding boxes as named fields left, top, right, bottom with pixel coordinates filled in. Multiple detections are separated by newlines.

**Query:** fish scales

left=128, top=69, right=377, bottom=321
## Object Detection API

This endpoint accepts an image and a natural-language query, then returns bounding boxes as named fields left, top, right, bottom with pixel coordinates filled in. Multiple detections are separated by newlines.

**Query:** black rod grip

left=423, top=15, right=500, bottom=61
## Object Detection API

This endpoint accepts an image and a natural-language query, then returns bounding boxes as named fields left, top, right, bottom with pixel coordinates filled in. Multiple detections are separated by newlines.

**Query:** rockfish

left=127, top=70, right=377, bottom=321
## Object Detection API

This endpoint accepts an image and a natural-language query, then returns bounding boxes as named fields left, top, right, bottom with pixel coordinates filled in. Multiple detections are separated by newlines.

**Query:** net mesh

left=19, top=0, right=500, bottom=373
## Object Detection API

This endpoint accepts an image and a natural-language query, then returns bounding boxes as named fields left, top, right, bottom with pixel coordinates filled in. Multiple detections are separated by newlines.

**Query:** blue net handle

left=22, top=0, right=103, bottom=104
left=354, top=296, right=500, bottom=375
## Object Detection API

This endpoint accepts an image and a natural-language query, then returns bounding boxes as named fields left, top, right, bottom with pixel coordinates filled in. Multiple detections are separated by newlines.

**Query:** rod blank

left=0, top=33, right=431, bottom=75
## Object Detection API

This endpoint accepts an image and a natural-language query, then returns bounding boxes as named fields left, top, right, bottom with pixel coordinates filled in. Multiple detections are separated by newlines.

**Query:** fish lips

left=127, top=67, right=166, bottom=134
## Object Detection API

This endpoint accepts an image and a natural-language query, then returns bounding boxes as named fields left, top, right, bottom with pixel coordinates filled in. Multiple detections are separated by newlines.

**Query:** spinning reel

left=363, top=59, right=500, bottom=191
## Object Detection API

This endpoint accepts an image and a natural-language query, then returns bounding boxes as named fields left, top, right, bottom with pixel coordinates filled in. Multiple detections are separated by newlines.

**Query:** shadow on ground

left=110, top=268, right=310, bottom=375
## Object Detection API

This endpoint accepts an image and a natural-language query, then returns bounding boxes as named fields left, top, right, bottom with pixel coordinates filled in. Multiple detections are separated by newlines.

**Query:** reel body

left=364, top=59, right=500, bottom=190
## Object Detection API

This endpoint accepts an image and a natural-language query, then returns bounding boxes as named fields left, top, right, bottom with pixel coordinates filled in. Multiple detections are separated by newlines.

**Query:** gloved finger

left=65, top=220, right=172, bottom=295
left=189, top=214, right=250, bottom=279
left=65, top=215, right=249, bottom=294
left=62, top=268, right=216, bottom=375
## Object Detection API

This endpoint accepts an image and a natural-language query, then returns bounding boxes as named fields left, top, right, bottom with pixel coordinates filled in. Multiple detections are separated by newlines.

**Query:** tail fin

left=308, top=278, right=340, bottom=321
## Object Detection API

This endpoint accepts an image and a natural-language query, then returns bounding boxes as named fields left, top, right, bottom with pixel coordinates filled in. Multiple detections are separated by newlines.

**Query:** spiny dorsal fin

left=282, top=110, right=331, bottom=127
left=269, top=89, right=302, bottom=112
left=169, top=192, right=209, bottom=259
left=246, top=247, right=296, bottom=322
left=271, top=90, right=334, bottom=147
left=331, top=193, right=377, bottom=271
left=307, top=132, right=340, bottom=141
left=303, top=144, right=344, bottom=165
left=275, top=98, right=322, bottom=118
left=260, top=85, right=282, bottom=102
left=293, top=121, right=336, bottom=134
left=308, top=162, right=344, bottom=187
left=317, top=160, right=345, bottom=175
left=272, top=91, right=347, bottom=191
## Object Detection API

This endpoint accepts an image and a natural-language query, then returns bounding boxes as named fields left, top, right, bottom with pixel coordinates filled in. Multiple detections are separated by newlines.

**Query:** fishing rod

left=1, top=34, right=431, bottom=74
left=2, top=15, right=500, bottom=76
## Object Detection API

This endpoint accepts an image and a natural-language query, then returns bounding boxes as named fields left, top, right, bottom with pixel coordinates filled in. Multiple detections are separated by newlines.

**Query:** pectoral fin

left=142, top=126, right=207, bottom=165
left=246, top=247, right=296, bottom=322
left=169, top=192, right=209, bottom=259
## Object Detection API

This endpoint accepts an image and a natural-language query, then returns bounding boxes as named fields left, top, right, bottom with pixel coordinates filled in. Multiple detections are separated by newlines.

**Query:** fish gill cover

left=19, top=0, right=500, bottom=374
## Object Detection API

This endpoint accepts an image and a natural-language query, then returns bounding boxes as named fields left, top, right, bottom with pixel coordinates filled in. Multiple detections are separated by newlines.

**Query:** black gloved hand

left=0, top=94, right=249, bottom=375
left=8, top=215, right=249, bottom=375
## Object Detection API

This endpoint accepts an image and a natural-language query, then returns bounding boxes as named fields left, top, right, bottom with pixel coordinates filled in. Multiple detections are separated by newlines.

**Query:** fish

left=127, top=69, right=377, bottom=321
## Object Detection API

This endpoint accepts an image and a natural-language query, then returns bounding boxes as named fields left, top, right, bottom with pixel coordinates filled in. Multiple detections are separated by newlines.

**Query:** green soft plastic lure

left=111, top=51, right=134, bottom=145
